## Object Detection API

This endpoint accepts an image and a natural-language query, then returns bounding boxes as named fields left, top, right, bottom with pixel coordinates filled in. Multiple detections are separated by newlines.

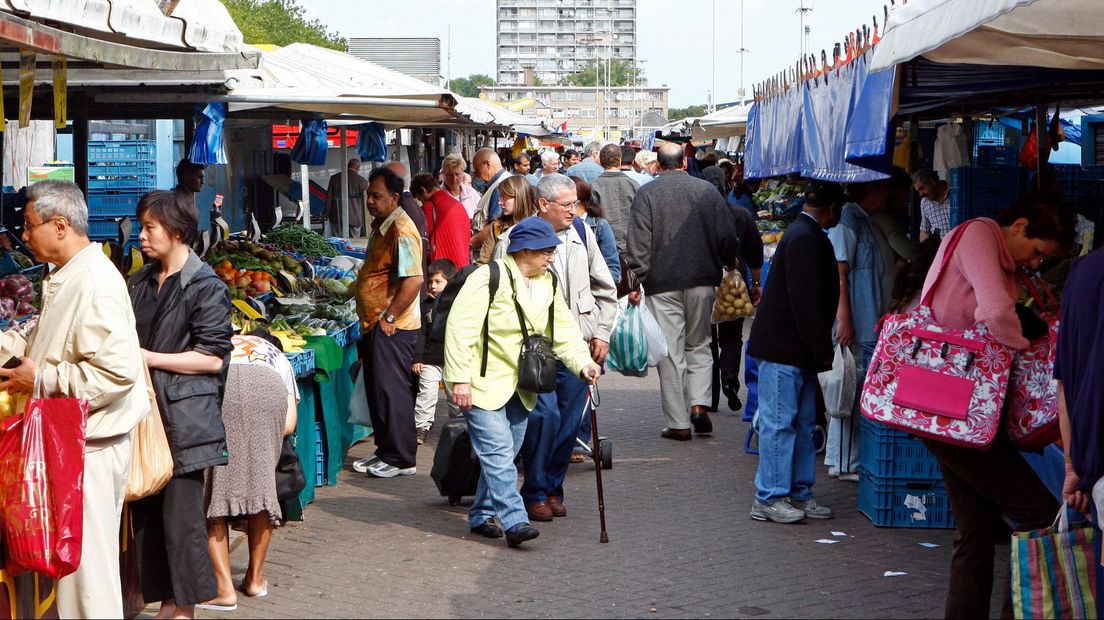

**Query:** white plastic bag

left=348, top=364, right=372, bottom=427
left=818, top=345, right=857, bottom=419
left=639, top=301, right=668, bottom=367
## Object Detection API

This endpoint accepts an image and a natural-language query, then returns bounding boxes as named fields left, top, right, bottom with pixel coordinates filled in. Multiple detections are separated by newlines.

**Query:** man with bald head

left=626, top=142, right=739, bottom=442
left=469, top=148, right=510, bottom=251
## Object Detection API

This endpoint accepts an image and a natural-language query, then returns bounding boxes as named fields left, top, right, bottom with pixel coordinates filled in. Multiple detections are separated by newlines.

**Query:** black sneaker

left=505, top=524, right=540, bottom=548
left=470, top=520, right=504, bottom=539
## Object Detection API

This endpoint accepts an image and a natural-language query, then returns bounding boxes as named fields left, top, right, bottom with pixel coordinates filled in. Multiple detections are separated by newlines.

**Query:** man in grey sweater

left=590, top=143, right=639, bottom=253
left=626, top=142, right=740, bottom=441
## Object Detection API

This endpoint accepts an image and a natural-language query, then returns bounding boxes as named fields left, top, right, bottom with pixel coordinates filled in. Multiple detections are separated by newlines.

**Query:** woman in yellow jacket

left=445, top=217, right=601, bottom=548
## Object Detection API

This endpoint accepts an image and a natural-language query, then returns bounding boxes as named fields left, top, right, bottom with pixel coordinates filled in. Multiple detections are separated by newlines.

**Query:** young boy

left=412, top=258, right=460, bottom=444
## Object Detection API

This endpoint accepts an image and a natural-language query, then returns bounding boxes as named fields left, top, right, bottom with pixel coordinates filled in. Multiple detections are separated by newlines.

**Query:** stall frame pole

left=341, top=131, right=350, bottom=239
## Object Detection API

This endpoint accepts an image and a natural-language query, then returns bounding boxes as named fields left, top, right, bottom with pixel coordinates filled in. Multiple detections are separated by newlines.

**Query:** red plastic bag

left=1020, top=127, right=1039, bottom=169
left=0, top=393, right=88, bottom=579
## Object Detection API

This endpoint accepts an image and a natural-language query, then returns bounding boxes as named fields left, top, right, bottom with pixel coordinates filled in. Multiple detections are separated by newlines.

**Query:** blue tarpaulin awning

left=746, top=52, right=894, bottom=182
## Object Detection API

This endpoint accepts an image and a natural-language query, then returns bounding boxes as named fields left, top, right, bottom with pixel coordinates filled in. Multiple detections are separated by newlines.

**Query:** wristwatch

left=381, top=311, right=397, bottom=324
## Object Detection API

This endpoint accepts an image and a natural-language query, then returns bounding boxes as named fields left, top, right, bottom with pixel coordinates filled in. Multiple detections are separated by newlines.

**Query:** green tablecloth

left=291, top=338, right=370, bottom=512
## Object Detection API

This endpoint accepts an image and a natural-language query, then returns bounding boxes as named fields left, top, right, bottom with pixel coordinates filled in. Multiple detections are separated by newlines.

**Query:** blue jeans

left=754, top=360, right=818, bottom=504
left=520, top=361, right=590, bottom=504
left=466, top=396, right=530, bottom=530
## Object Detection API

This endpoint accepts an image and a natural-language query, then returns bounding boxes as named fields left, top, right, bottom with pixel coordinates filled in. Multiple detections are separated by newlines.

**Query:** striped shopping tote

left=1011, top=504, right=1098, bottom=619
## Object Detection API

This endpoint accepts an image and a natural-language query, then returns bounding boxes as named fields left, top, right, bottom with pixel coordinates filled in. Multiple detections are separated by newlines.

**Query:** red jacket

left=423, top=190, right=471, bottom=268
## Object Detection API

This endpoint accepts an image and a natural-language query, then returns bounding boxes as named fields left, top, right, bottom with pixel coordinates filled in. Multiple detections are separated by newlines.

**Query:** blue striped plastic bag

left=608, top=304, right=648, bottom=376
left=1011, top=503, right=1098, bottom=619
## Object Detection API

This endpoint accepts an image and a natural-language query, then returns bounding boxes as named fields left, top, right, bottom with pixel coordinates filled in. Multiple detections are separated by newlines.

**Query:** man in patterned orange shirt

left=353, top=166, right=425, bottom=479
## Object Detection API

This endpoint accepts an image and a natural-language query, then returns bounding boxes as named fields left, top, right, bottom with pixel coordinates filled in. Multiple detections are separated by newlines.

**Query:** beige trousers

left=647, top=286, right=716, bottom=430
left=56, top=436, right=130, bottom=619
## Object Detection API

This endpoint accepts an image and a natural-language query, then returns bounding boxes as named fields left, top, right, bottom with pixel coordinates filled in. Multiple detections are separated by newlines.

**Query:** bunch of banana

left=269, top=329, right=306, bottom=353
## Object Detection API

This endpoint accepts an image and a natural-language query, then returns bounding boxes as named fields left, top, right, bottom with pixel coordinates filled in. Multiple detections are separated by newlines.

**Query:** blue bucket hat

left=507, top=217, right=562, bottom=253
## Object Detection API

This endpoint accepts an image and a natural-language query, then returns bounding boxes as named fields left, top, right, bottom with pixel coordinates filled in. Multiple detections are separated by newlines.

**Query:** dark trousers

left=711, top=319, right=746, bottom=411
left=132, top=471, right=216, bottom=606
left=922, top=435, right=1058, bottom=620
left=521, top=361, right=590, bottom=504
left=358, top=325, right=418, bottom=469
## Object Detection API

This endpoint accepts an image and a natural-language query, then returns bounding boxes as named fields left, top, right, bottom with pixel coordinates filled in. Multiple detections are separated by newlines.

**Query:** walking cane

left=589, top=383, right=609, bottom=543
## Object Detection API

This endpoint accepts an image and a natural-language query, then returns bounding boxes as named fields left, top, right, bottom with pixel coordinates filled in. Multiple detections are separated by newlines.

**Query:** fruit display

left=712, top=270, right=754, bottom=322
left=206, top=240, right=305, bottom=277
left=264, top=223, right=338, bottom=257
left=213, top=264, right=276, bottom=300
left=0, top=389, right=27, bottom=419
left=0, top=274, right=37, bottom=320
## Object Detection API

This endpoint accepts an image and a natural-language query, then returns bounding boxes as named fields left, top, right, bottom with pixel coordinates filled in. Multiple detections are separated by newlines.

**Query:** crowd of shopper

left=4, top=136, right=1097, bottom=620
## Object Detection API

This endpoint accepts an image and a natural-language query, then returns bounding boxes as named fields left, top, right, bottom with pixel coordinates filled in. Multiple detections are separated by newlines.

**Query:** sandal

left=570, top=452, right=587, bottom=463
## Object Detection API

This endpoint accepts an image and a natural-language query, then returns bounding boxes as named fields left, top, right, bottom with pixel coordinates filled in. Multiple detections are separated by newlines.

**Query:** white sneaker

left=352, top=455, right=381, bottom=473
left=366, top=461, right=416, bottom=478
left=827, top=467, right=840, bottom=478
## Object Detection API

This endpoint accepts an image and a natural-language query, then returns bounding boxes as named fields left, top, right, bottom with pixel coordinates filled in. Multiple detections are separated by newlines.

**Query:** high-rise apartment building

left=496, top=0, right=637, bottom=87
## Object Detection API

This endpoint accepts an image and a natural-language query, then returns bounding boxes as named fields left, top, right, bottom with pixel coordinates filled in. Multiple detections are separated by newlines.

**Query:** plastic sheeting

left=746, top=53, right=892, bottom=182
left=188, top=102, right=227, bottom=165
left=290, top=119, right=329, bottom=166
left=355, top=123, right=387, bottom=163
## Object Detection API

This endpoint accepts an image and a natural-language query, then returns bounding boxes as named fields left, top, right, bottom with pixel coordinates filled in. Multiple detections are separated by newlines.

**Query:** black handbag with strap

left=509, top=269, right=558, bottom=394
left=275, top=437, right=306, bottom=499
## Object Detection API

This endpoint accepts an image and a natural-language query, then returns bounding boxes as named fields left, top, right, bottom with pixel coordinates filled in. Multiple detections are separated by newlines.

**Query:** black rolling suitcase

left=430, top=419, right=481, bottom=505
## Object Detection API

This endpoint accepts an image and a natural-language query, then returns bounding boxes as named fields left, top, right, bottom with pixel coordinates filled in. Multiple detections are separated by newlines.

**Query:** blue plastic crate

left=329, top=321, right=360, bottom=349
left=87, top=217, right=139, bottom=241
left=87, top=177, right=157, bottom=193
left=948, top=167, right=1029, bottom=228
left=859, top=417, right=943, bottom=482
left=286, top=349, right=315, bottom=379
left=858, top=472, right=955, bottom=529
left=87, top=140, right=155, bottom=163
left=314, top=420, right=326, bottom=487
left=88, top=162, right=157, bottom=175
left=87, top=193, right=141, bottom=218
left=974, top=146, right=1017, bottom=167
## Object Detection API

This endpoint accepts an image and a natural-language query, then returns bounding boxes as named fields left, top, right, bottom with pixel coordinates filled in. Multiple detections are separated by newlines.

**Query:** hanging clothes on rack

left=933, top=123, right=969, bottom=181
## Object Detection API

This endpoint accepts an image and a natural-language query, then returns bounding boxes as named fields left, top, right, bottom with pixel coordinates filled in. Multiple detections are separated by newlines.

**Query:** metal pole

left=300, top=163, right=309, bottom=229
left=341, top=130, right=350, bottom=239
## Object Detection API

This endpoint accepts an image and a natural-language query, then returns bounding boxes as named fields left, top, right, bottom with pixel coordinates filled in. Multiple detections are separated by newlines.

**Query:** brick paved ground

left=192, top=370, right=1010, bottom=619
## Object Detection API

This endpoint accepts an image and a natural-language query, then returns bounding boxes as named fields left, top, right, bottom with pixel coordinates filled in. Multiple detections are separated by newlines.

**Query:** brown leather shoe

left=690, top=406, right=713, bottom=434
left=526, top=500, right=554, bottom=522
left=660, top=427, right=692, bottom=441
left=546, top=496, right=567, bottom=518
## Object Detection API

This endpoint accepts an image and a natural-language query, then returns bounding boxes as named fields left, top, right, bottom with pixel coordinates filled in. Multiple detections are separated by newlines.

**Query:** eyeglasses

left=24, top=217, right=62, bottom=232
left=547, top=199, right=579, bottom=210
left=539, top=248, right=557, bottom=258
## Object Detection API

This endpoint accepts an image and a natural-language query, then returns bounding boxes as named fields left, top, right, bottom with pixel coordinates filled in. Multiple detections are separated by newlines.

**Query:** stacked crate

left=857, top=418, right=955, bottom=528
left=86, top=140, right=156, bottom=243
left=947, top=166, right=1029, bottom=228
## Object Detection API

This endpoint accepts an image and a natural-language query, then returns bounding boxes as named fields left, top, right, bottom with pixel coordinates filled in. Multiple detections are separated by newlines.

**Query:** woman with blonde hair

left=477, top=174, right=540, bottom=264
left=440, top=153, right=480, bottom=219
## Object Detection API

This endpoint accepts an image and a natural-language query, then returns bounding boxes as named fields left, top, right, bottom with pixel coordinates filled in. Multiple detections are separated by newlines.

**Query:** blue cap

left=508, top=217, right=562, bottom=253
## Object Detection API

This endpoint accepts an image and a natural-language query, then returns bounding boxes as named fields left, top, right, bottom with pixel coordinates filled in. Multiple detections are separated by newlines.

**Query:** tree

left=559, top=58, right=642, bottom=87
left=667, top=104, right=710, bottom=121
left=450, top=74, right=497, bottom=98
left=220, top=0, right=346, bottom=51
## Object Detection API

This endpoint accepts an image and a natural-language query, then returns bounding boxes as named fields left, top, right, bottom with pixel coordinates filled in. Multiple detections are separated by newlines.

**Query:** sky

left=300, top=0, right=892, bottom=108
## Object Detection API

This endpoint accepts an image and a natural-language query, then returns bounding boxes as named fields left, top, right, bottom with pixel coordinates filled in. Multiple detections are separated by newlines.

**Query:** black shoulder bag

left=509, top=269, right=558, bottom=394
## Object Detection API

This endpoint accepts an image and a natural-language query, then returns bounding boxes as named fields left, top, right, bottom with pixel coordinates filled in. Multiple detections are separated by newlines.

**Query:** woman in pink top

left=919, top=193, right=1076, bottom=620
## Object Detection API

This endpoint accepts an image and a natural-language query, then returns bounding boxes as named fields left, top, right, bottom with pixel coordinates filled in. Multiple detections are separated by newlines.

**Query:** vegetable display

left=206, top=240, right=305, bottom=276
left=0, top=275, right=38, bottom=320
left=264, top=223, right=338, bottom=257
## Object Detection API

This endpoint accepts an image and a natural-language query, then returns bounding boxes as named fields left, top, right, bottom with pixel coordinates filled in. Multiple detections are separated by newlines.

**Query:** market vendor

left=0, top=180, right=148, bottom=618
left=174, top=158, right=206, bottom=209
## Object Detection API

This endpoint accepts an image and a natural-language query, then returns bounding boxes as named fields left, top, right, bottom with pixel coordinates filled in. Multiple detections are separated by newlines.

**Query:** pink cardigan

left=921, top=218, right=1029, bottom=351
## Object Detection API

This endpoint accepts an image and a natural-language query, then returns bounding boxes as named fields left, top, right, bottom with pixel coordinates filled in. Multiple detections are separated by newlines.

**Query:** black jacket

left=748, top=213, right=840, bottom=372
left=413, top=293, right=443, bottom=366
left=130, top=250, right=234, bottom=475
left=625, top=170, right=739, bottom=295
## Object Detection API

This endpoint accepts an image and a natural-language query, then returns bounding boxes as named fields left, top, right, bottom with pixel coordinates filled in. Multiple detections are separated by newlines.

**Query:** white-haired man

left=528, top=151, right=561, bottom=186
left=0, top=180, right=147, bottom=617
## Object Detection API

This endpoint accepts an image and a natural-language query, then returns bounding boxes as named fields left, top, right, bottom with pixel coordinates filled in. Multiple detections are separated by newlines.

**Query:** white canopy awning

left=871, top=0, right=1104, bottom=72
left=453, top=96, right=554, bottom=134
left=690, top=103, right=752, bottom=140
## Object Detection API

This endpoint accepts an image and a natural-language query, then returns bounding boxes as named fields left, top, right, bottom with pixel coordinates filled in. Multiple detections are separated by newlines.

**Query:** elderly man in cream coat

left=0, top=181, right=147, bottom=618
left=493, top=173, right=617, bottom=521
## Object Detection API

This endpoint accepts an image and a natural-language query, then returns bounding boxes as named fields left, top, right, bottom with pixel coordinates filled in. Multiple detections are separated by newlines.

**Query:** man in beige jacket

left=0, top=181, right=147, bottom=618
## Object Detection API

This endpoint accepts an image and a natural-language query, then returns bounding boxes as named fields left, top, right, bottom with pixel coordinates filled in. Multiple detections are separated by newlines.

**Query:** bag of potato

left=711, top=269, right=754, bottom=322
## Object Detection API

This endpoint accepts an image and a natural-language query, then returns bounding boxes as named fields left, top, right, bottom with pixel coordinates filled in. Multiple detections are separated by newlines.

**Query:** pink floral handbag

left=1004, top=276, right=1060, bottom=450
left=859, top=222, right=1016, bottom=449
